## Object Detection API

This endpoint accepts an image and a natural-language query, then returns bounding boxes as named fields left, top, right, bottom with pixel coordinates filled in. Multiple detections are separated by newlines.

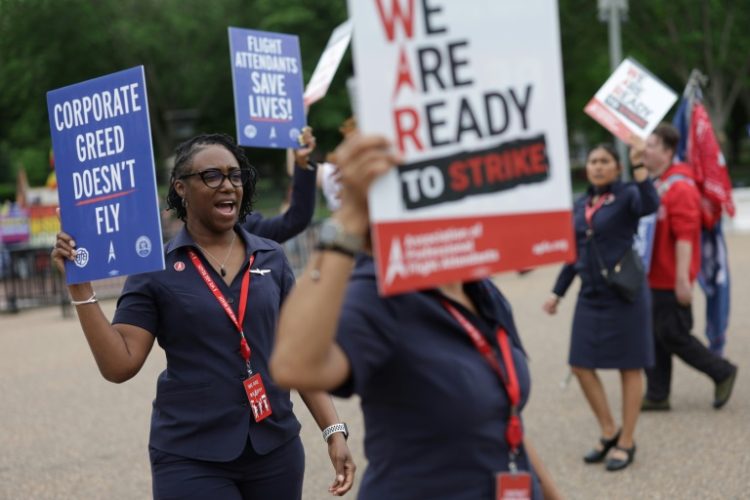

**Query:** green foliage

left=0, top=0, right=350, bottom=191
left=0, top=0, right=747, bottom=197
left=559, top=0, right=750, bottom=167
left=559, top=1, right=609, bottom=137
left=0, top=183, right=15, bottom=203
left=623, top=0, right=750, bottom=130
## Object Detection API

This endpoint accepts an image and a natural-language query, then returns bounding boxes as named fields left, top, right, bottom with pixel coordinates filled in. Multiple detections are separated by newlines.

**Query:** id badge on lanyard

left=441, top=299, right=532, bottom=500
left=494, top=407, right=532, bottom=500
left=496, top=471, right=532, bottom=500
left=243, top=373, right=273, bottom=422
left=189, top=250, right=273, bottom=422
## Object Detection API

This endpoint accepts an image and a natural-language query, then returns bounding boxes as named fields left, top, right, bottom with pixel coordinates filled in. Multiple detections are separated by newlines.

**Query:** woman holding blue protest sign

left=542, top=143, right=659, bottom=472
left=270, top=133, right=562, bottom=500
left=51, top=132, right=355, bottom=499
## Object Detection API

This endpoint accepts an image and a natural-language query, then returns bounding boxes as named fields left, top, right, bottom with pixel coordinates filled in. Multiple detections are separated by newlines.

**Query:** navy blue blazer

left=553, top=179, right=659, bottom=297
left=241, top=163, right=317, bottom=243
left=113, top=225, right=300, bottom=461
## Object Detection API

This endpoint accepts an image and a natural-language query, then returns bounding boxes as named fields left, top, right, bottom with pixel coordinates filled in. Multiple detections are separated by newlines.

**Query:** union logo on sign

left=135, top=236, right=152, bottom=257
left=74, top=248, right=90, bottom=268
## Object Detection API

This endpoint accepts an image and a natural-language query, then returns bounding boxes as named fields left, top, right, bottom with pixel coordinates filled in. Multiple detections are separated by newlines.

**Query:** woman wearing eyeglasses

left=51, top=132, right=355, bottom=499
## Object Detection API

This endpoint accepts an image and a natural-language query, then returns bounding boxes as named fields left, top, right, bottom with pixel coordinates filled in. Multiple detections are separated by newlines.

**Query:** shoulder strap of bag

left=656, top=173, right=694, bottom=197
left=586, top=230, right=610, bottom=280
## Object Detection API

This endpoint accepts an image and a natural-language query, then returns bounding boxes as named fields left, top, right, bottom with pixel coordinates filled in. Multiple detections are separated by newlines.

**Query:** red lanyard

left=441, top=300, right=523, bottom=454
left=584, top=193, right=612, bottom=227
left=188, top=249, right=256, bottom=370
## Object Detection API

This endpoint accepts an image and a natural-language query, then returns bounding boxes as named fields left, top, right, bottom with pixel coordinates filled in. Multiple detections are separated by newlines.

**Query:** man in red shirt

left=633, top=123, right=737, bottom=410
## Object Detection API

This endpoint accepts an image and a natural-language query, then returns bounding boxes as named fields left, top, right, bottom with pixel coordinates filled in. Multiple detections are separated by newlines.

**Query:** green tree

left=0, top=0, right=351, bottom=189
left=559, top=0, right=750, bottom=166
left=624, top=1, right=750, bottom=133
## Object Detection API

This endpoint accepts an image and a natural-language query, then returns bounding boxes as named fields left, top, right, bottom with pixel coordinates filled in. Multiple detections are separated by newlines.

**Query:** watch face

left=319, top=221, right=339, bottom=244
left=318, top=219, right=363, bottom=254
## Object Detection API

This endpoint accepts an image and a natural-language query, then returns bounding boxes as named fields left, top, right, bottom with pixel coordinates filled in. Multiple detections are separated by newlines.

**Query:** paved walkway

left=1, top=234, right=748, bottom=499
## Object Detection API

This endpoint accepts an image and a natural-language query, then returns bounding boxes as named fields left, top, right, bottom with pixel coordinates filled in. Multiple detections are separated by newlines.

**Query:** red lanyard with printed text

left=441, top=300, right=523, bottom=456
left=188, top=249, right=256, bottom=371
left=584, top=193, right=612, bottom=228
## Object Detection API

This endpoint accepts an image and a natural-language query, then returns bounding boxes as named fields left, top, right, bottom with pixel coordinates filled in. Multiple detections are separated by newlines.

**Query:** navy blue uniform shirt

left=113, top=225, right=300, bottom=462
left=553, top=179, right=660, bottom=298
left=551, top=180, right=659, bottom=369
left=241, top=163, right=316, bottom=243
left=332, top=256, right=540, bottom=500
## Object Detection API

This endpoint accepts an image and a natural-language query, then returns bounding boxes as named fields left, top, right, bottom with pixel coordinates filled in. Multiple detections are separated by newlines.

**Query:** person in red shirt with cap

left=633, top=123, right=737, bottom=411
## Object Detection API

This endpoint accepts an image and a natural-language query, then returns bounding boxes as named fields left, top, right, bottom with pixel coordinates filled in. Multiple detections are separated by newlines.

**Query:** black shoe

left=605, top=444, right=636, bottom=471
left=714, top=365, right=738, bottom=409
left=641, top=397, right=670, bottom=411
left=583, top=429, right=621, bottom=464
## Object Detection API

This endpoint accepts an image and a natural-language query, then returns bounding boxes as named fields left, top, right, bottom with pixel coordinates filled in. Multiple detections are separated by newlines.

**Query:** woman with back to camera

left=270, top=133, right=562, bottom=500
left=51, top=132, right=355, bottom=499
left=542, top=143, right=659, bottom=471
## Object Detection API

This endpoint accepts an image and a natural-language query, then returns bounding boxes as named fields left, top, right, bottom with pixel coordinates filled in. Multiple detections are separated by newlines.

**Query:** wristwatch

left=322, top=422, right=349, bottom=442
left=316, top=218, right=364, bottom=257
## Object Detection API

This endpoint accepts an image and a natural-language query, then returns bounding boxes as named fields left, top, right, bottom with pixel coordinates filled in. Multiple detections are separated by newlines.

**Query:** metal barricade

left=283, top=220, right=322, bottom=276
left=0, top=245, right=126, bottom=316
left=0, top=221, right=322, bottom=315
left=1, top=245, right=67, bottom=314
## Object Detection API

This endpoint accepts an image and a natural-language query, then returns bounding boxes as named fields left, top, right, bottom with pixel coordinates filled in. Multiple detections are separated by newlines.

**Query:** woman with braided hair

left=52, top=132, right=355, bottom=499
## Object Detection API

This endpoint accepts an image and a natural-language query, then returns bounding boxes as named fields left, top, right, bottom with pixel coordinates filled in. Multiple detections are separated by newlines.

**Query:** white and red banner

left=348, top=0, right=575, bottom=295
left=585, top=58, right=677, bottom=143
left=304, top=19, right=353, bottom=107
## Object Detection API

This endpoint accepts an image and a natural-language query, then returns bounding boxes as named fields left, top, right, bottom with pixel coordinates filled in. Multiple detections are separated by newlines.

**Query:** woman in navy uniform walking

left=52, top=132, right=355, bottom=499
left=543, top=143, right=659, bottom=471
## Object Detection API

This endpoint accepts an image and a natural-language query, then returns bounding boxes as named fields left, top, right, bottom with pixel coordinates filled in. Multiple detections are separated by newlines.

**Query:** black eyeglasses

left=180, top=167, right=251, bottom=188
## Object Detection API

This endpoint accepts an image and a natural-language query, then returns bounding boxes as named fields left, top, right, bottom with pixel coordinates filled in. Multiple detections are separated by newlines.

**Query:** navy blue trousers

left=150, top=436, right=305, bottom=500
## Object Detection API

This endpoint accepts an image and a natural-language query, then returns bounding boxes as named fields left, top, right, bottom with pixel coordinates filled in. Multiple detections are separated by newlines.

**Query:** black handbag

left=588, top=231, right=644, bottom=303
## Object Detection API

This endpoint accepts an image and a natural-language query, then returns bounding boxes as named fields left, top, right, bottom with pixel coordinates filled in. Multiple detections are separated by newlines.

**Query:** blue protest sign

left=634, top=213, right=656, bottom=273
left=228, top=27, right=306, bottom=149
left=47, top=66, right=165, bottom=284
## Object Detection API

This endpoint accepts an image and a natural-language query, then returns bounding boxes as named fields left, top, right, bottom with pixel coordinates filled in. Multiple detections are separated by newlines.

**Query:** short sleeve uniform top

left=333, top=256, right=540, bottom=500
left=112, top=225, right=300, bottom=462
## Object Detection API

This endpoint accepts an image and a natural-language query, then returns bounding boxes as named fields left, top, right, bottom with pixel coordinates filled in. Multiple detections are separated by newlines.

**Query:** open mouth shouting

left=214, top=199, right=237, bottom=219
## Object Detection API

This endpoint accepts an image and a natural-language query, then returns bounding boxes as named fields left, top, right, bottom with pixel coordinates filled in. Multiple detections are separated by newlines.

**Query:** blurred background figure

left=272, top=133, right=562, bottom=500
left=634, top=123, right=738, bottom=412
left=543, top=143, right=658, bottom=471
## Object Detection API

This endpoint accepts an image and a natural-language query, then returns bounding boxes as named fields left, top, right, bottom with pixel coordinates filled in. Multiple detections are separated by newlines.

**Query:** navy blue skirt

left=569, top=284, right=654, bottom=369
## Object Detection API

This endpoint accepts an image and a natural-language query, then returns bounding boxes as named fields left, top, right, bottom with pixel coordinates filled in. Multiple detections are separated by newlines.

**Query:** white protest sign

left=348, top=0, right=575, bottom=296
left=304, top=19, right=353, bottom=107
left=584, top=57, right=677, bottom=143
